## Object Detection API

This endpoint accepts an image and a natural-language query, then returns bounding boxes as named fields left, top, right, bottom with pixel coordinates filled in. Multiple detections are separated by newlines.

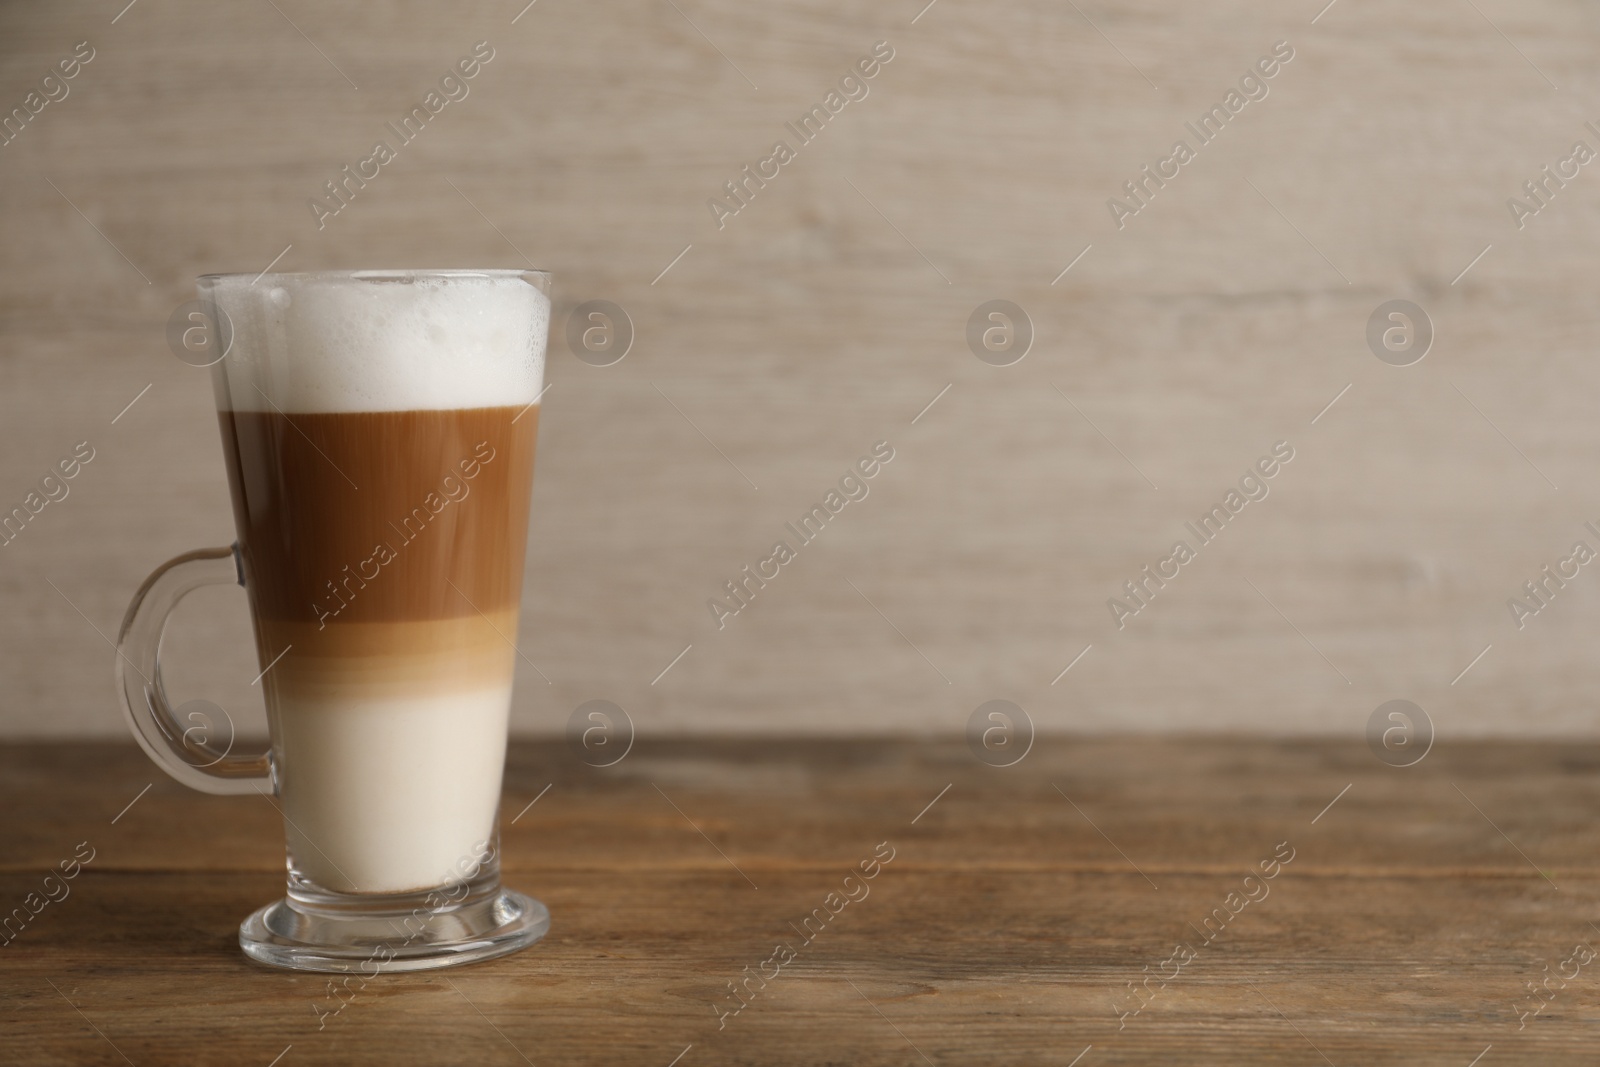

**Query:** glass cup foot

left=240, top=887, right=549, bottom=973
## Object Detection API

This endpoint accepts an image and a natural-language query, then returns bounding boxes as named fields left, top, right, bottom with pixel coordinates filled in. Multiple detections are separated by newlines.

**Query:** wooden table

left=1, top=738, right=1596, bottom=1065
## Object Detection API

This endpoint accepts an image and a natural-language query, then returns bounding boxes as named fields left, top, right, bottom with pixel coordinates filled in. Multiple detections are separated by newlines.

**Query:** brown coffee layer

left=256, top=612, right=520, bottom=701
left=218, top=406, right=537, bottom=626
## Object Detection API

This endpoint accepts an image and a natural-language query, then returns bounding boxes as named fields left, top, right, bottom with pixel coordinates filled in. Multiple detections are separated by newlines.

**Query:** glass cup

left=115, top=269, right=552, bottom=972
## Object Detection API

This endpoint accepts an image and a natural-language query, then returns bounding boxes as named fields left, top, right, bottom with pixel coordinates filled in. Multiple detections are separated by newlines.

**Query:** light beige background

left=2, top=0, right=1597, bottom=739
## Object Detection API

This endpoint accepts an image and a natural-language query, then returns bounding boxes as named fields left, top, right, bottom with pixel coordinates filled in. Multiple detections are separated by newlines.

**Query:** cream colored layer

left=259, top=612, right=520, bottom=701
left=271, top=686, right=511, bottom=894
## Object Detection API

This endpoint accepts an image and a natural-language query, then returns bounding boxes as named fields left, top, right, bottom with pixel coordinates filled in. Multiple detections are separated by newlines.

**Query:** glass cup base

left=239, top=886, right=549, bottom=973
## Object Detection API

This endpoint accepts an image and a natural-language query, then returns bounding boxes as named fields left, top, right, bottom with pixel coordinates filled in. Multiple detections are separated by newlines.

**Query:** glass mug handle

left=115, top=543, right=274, bottom=795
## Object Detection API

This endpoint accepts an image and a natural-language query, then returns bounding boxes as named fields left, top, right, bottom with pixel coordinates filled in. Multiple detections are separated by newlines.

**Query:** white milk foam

left=273, top=688, right=512, bottom=894
left=203, top=271, right=548, bottom=413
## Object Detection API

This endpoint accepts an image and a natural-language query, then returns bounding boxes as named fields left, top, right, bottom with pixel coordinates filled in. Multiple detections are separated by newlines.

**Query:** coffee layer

left=218, top=406, right=537, bottom=627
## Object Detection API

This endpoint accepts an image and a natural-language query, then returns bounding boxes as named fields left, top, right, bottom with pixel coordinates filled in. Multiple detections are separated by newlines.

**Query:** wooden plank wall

left=1, top=0, right=1598, bottom=737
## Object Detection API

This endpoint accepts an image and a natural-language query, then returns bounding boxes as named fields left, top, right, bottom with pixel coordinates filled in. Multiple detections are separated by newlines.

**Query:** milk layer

left=271, top=686, right=511, bottom=894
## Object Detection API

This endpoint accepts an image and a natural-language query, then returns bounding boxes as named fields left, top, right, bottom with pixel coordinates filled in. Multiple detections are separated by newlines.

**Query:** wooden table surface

left=2, top=737, right=1597, bottom=1065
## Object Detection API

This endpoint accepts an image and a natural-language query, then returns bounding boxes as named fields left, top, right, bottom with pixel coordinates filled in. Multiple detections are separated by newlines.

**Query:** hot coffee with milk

left=206, top=272, right=546, bottom=894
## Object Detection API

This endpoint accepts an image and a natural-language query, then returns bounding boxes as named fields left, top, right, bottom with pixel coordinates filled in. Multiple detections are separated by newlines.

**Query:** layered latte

left=205, top=272, right=547, bottom=894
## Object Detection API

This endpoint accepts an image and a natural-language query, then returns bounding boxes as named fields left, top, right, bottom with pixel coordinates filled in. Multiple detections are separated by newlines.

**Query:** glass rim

left=197, top=268, right=550, bottom=286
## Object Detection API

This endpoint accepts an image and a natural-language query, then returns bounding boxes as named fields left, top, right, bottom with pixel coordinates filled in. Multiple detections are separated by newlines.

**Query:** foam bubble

left=202, top=271, right=549, bottom=413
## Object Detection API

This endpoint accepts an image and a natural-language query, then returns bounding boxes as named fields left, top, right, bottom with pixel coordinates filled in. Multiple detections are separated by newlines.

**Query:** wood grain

left=2, top=738, right=1599, bottom=1064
